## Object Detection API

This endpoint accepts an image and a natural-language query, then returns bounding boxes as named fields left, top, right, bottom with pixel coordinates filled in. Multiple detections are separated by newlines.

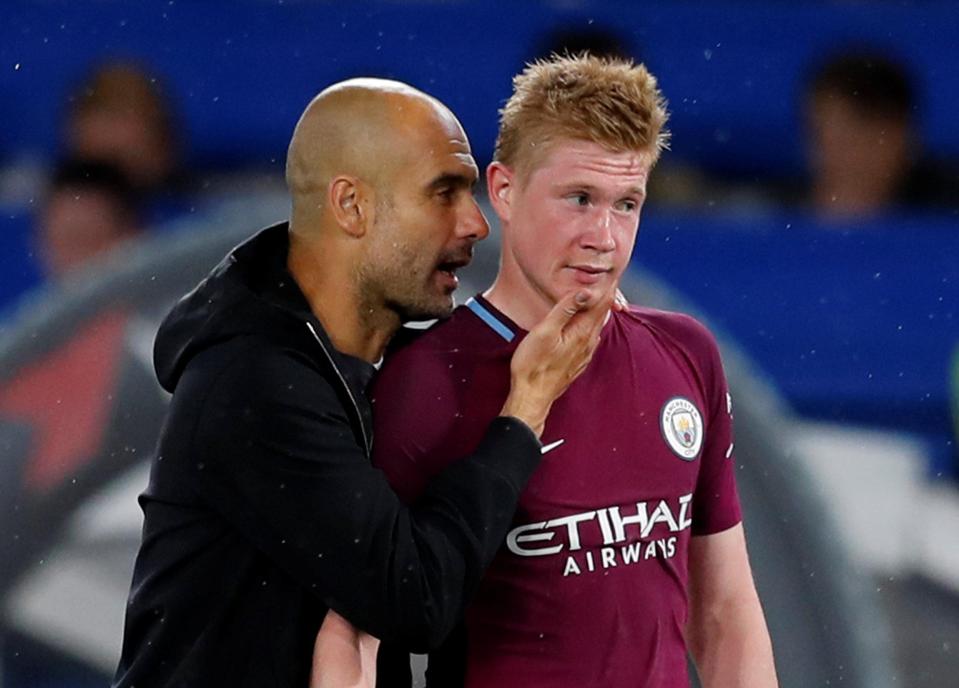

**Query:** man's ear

left=328, top=175, right=372, bottom=238
left=486, top=162, right=515, bottom=223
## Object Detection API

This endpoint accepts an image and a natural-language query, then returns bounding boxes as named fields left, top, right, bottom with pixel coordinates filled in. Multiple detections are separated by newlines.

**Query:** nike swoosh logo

left=541, top=439, right=565, bottom=455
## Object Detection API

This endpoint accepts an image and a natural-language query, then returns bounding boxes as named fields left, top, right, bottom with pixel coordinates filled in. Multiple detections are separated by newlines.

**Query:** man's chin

left=565, top=272, right=620, bottom=299
left=395, top=295, right=455, bottom=324
left=554, top=284, right=601, bottom=305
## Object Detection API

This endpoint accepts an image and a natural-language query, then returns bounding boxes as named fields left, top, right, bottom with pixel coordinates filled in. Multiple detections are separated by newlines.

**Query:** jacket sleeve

left=184, top=338, right=540, bottom=651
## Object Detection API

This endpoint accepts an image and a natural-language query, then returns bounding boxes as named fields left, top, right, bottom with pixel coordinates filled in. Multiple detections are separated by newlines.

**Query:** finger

left=536, top=289, right=591, bottom=335
left=572, top=285, right=617, bottom=330
left=613, top=288, right=629, bottom=312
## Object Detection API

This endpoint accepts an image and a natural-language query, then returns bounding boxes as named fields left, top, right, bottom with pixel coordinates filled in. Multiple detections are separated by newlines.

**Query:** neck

left=483, top=258, right=554, bottom=331
left=287, top=230, right=397, bottom=363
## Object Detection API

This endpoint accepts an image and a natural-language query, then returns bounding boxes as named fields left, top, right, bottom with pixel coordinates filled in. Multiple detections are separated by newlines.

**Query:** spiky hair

left=494, top=53, right=670, bottom=178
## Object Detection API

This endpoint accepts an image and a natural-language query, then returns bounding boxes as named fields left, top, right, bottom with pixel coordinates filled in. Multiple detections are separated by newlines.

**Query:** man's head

left=38, top=159, right=141, bottom=279
left=487, top=55, right=668, bottom=322
left=804, top=51, right=915, bottom=217
left=286, top=78, right=488, bottom=323
left=66, top=61, right=179, bottom=193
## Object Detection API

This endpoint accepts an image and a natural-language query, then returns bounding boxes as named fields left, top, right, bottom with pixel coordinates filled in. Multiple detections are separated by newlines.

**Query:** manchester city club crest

left=660, top=397, right=703, bottom=460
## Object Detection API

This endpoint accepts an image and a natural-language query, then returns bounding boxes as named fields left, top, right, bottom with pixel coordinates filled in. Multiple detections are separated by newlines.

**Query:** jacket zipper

left=305, top=321, right=372, bottom=457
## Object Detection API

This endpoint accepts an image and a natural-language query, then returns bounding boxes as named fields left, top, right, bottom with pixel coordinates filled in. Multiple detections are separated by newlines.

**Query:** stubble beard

left=359, top=222, right=454, bottom=326
left=382, top=244, right=454, bottom=323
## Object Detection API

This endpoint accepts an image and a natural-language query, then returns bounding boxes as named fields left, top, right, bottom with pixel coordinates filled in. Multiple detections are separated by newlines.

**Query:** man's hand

left=310, top=610, right=380, bottom=688
left=613, top=288, right=629, bottom=311
left=501, top=287, right=614, bottom=436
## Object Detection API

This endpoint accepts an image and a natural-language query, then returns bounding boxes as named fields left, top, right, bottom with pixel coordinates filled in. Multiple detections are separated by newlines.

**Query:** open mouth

left=437, top=263, right=459, bottom=278
left=436, top=254, right=471, bottom=278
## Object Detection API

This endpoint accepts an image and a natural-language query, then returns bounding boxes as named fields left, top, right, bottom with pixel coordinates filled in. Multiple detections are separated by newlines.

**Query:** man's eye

left=437, top=188, right=455, bottom=202
left=566, top=193, right=589, bottom=207
left=616, top=199, right=639, bottom=213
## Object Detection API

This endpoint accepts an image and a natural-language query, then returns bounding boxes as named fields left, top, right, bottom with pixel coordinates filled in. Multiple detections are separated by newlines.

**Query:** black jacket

left=113, top=223, right=541, bottom=687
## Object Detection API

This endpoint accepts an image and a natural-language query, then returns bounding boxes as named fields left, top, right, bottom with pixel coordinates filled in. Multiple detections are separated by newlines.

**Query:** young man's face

left=806, top=94, right=910, bottom=215
left=491, top=139, right=653, bottom=310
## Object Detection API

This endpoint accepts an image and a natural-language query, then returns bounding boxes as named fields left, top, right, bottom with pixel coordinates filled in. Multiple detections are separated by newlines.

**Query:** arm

left=190, top=346, right=536, bottom=651
left=306, top=289, right=614, bottom=682
left=686, top=524, right=778, bottom=688
left=311, top=610, right=379, bottom=688
left=192, top=289, right=609, bottom=652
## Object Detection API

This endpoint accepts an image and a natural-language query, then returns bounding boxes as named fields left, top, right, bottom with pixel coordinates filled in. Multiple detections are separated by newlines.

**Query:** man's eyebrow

left=553, top=182, right=647, bottom=198
left=427, top=172, right=475, bottom=190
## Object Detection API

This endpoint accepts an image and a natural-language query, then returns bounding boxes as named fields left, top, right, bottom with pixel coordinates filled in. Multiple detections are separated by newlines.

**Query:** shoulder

left=614, top=305, right=726, bottom=383
left=179, top=333, right=341, bottom=412
left=620, top=305, right=719, bottom=353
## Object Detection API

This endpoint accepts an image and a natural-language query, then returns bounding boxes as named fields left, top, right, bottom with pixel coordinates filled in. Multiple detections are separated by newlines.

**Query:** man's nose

left=581, top=209, right=616, bottom=252
left=457, top=196, right=490, bottom=242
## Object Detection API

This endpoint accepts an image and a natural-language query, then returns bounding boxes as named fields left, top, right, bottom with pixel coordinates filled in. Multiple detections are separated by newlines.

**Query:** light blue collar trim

left=465, top=297, right=515, bottom=342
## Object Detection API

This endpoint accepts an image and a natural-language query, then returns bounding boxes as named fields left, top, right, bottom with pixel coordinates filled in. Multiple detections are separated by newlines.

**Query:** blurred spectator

left=803, top=49, right=959, bottom=219
left=37, top=159, right=142, bottom=280
left=60, top=60, right=202, bottom=227
left=64, top=61, right=182, bottom=196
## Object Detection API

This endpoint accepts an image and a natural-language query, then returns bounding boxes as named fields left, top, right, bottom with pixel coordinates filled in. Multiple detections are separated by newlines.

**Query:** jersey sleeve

left=688, top=321, right=743, bottom=535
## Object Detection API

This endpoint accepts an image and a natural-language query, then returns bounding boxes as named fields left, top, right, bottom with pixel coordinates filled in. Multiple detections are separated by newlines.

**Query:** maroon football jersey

left=371, top=295, right=742, bottom=687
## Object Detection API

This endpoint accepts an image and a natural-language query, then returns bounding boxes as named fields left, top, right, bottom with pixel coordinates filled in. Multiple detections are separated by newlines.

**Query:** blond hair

left=494, top=54, right=669, bottom=179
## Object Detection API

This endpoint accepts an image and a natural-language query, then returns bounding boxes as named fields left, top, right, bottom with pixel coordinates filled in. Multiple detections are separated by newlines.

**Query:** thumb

left=573, top=284, right=616, bottom=331
left=537, top=290, right=591, bottom=335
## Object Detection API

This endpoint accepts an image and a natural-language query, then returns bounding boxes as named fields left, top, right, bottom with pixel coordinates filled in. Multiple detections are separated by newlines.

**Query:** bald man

left=112, top=79, right=613, bottom=688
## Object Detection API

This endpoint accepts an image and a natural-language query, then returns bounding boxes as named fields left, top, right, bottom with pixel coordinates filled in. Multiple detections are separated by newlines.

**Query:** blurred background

left=1, top=1, right=957, bottom=686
